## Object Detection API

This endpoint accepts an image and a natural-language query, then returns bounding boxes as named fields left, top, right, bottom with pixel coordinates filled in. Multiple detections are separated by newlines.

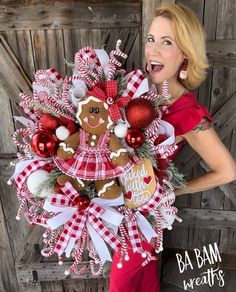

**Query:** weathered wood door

left=0, top=0, right=236, bottom=292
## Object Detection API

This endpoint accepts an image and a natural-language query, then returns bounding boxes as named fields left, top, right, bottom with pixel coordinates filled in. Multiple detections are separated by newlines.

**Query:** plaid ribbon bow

left=87, top=69, right=145, bottom=121
left=51, top=182, right=122, bottom=255
left=87, top=80, right=130, bottom=121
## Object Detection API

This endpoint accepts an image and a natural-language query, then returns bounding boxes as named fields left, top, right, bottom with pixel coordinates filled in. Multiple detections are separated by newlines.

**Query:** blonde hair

left=154, top=3, right=209, bottom=89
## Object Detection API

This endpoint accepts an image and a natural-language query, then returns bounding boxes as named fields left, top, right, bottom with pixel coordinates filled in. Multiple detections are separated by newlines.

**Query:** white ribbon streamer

left=87, top=222, right=112, bottom=263
left=132, top=78, right=150, bottom=98
left=44, top=200, right=76, bottom=229
left=13, top=116, right=35, bottom=128
left=157, top=120, right=175, bottom=145
left=136, top=213, right=157, bottom=242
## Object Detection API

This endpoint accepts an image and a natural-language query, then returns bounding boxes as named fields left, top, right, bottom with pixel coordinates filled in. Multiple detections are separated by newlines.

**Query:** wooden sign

left=119, top=158, right=156, bottom=208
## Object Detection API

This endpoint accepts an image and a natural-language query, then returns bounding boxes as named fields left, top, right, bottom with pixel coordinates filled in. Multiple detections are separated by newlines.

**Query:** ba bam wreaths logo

left=176, top=242, right=225, bottom=290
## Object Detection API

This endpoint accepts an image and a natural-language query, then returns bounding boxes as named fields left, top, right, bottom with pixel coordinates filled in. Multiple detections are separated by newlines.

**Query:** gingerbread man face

left=76, top=95, right=113, bottom=135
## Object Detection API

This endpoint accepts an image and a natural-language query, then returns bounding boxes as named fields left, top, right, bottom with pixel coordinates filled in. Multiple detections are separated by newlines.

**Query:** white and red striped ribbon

left=162, top=80, right=170, bottom=100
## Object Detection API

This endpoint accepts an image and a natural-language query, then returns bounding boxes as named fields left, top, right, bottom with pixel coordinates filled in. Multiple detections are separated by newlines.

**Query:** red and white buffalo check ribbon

left=46, top=182, right=122, bottom=260
left=123, top=207, right=142, bottom=251
left=137, top=178, right=163, bottom=213
left=122, top=69, right=145, bottom=99
left=14, top=159, right=52, bottom=192
left=87, top=80, right=130, bottom=121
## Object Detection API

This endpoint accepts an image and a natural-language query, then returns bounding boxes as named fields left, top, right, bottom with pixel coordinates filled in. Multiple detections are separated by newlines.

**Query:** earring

left=145, top=63, right=149, bottom=74
left=179, top=59, right=188, bottom=79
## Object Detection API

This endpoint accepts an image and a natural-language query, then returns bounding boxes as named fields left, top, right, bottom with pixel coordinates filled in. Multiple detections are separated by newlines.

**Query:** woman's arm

left=175, top=121, right=236, bottom=196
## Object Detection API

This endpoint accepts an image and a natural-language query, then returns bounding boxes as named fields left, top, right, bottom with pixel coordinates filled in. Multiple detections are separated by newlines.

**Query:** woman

left=109, top=3, right=236, bottom=291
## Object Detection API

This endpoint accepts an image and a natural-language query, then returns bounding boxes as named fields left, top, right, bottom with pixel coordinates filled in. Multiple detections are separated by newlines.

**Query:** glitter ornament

left=26, top=169, right=50, bottom=195
left=126, top=98, right=155, bottom=128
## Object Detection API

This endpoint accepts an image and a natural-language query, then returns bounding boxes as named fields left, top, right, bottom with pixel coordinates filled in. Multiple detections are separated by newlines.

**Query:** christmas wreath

left=8, top=40, right=184, bottom=276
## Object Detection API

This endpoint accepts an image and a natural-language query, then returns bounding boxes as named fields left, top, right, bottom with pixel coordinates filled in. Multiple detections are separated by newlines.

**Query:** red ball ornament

left=126, top=98, right=155, bottom=128
left=31, top=130, right=58, bottom=157
left=76, top=195, right=90, bottom=211
left=125, top=128, right=145, bottom=149
left=154, top=134, right=167, bottom=146
left=41, top=114, right=60, bottom=132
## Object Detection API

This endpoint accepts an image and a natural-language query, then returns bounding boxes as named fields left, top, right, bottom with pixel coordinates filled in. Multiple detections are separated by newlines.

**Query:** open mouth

left=83, top=116, right=105, bottom=129
left=147, top=61, right=164, bottom=73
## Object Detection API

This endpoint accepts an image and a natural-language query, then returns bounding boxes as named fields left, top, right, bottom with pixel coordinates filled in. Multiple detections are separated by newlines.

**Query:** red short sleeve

left=162, top=92, right=212, bottom=136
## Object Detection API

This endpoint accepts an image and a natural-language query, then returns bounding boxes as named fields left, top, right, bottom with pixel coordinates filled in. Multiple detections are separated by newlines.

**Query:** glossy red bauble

left=76, top=195, right=90, bottom=211
left=125, top=128, right=145, bottom=149
left=41, top=114, right=60, bottom=132
left=31, top=130, right=58, bottom=157
left=126, top=98, right=155, bottom=128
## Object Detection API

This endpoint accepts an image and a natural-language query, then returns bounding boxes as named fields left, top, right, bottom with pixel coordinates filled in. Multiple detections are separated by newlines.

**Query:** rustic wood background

left=0, top=0, right=235, bottom=291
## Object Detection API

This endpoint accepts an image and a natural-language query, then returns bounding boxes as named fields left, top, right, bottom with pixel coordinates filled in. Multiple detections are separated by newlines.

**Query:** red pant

left=109, top=241, right=160, bottom=292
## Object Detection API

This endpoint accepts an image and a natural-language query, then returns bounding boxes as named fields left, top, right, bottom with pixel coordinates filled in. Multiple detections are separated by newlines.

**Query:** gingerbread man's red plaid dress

left=54, top=128, right=133, bottom=180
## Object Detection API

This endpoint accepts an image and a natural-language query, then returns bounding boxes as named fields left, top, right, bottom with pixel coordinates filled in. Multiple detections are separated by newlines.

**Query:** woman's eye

left=163, top=40, right=172, bottom=45
left=147, top=36, right=155, bottom=43
left=89, top=107, right=94, bottom=113
left=94, top=107, right=99, bottom=114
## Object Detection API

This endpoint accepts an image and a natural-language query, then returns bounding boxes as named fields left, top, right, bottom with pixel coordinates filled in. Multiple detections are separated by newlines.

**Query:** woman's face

left=145, top=16, right=185, bottom=86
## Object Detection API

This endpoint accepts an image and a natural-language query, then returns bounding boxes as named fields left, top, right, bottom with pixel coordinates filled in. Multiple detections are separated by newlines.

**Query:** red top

left=162, top=91, right=212, bottom=136
left=162, top=91, right=212, bottom=158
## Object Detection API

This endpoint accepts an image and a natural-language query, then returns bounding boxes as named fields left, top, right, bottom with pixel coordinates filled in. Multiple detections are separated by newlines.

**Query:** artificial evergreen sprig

left=113, top=70, right=128, bottom=97
left=135, top=141, right=157, bottom=168
left=81, top=181, right=97, bottom=200
left=145, top=214, right=157, bottom=228
left=64, top=59, right=76, bottom=70
left=153, top=94, right=170, bottom=112
left=168, top=163, right=186, bottom=189
left=35, top=169, right=63, bottom=197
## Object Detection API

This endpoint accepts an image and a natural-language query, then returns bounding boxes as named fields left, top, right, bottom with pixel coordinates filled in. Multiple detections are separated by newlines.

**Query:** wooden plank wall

left=0, top=1, right=141, bottom=291
left=143, top=0, right=236, bottom=290
left=0, top=0, right=236, bottom=291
